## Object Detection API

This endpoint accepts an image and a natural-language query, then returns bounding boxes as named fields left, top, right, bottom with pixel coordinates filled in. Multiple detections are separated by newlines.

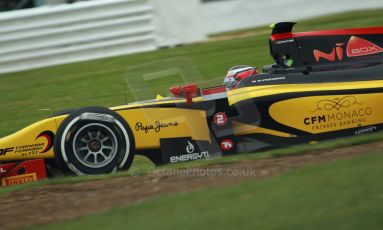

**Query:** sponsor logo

left=355, top=126, right=377, bottom=135
left=14, top=143, right=45, bottom=155
left=80, top=112, right=115, bottom=123
left=35, top=131, right=54, bottom=153
left=252, top=76, right=286, bottom=83
left=311, top=96, right=362, bottom=112
left=135, top=121, right=178, bottom=133
left=304, top=96, right=373, bottom=131
left=170, top=152, right=210, bottom=163
left=269, top=93, right=383, bottom=134
left=161, top=138, right=218, bottom=164
left=346, top=36, right=383, bottom=57
left=0, top=147, right=14, bottom=156
left=313, top=43, right=344, bottom=62
left=169, top=140, right=211, bottom=163
left=0, top=131, right=54, bottom=157
left=276, top=39, right=294, bottom=45
left=313, top=37, right=383, bottom=62
left=186, top=141, right=194, bottom=154
left=220, top=139, right=234, bottom=151
left=214, top=112, right=227, bottom=126
left=1, top=173, right=37, bottom=187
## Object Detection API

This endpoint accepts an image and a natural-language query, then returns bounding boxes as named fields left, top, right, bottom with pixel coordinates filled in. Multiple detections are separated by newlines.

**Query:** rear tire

left=54, top=107, right=135, bottom=175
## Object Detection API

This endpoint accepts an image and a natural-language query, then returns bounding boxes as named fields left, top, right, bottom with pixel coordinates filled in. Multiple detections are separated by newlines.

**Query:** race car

left=1, top=22, right=383, bottom=185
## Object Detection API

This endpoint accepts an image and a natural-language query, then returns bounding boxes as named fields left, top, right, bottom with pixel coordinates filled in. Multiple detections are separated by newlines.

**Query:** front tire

left=54, top=107, right=135, bottom=175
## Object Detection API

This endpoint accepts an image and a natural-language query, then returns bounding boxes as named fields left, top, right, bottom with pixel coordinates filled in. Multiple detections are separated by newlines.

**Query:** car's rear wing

left=269, top=22, right=383, bottom=69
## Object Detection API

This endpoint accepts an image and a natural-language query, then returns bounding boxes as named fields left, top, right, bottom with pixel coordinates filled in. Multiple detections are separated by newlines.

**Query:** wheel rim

left=72, top=123, right=118, bottom=168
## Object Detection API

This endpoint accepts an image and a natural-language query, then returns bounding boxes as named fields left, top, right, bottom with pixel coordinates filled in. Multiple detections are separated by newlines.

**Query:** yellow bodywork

left=0, top=117, right=58, bottom=161
left=116, top=108, right=211, bottom=149
left=232, top=121, right=293, bottom=137
left=269, top=93, right=383, bottom=134
left=227, top=80, right=383, bottom=105
left=0, top=106, right=210, bottom=162
left=1, top=79, right=383, bottom=162
left=227, top=80, right=383, bottom=135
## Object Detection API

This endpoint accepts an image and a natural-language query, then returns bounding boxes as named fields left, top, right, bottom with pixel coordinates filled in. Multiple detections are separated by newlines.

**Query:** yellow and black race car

left=1, top=22, right=383, bottom=178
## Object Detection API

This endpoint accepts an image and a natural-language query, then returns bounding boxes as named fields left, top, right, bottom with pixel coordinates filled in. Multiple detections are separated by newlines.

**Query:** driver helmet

left=224, top=65, right=257, bottom=89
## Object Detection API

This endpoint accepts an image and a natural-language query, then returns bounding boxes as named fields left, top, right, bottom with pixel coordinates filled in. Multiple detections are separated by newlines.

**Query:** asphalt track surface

left=1, top=141, right=383, bottom=230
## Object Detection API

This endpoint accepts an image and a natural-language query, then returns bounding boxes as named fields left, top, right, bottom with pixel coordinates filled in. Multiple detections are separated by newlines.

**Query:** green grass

left=2, top=131, right=383, bottom=195
left=1, top=8, right=383, bottom=137
left=29, top=150, right=383, bottom=230
left=0, top=155, right=154, bottom=194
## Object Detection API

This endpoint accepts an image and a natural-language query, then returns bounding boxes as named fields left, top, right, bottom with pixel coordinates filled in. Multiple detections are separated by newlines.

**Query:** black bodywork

left=142, top=22, right=383, bottom=165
